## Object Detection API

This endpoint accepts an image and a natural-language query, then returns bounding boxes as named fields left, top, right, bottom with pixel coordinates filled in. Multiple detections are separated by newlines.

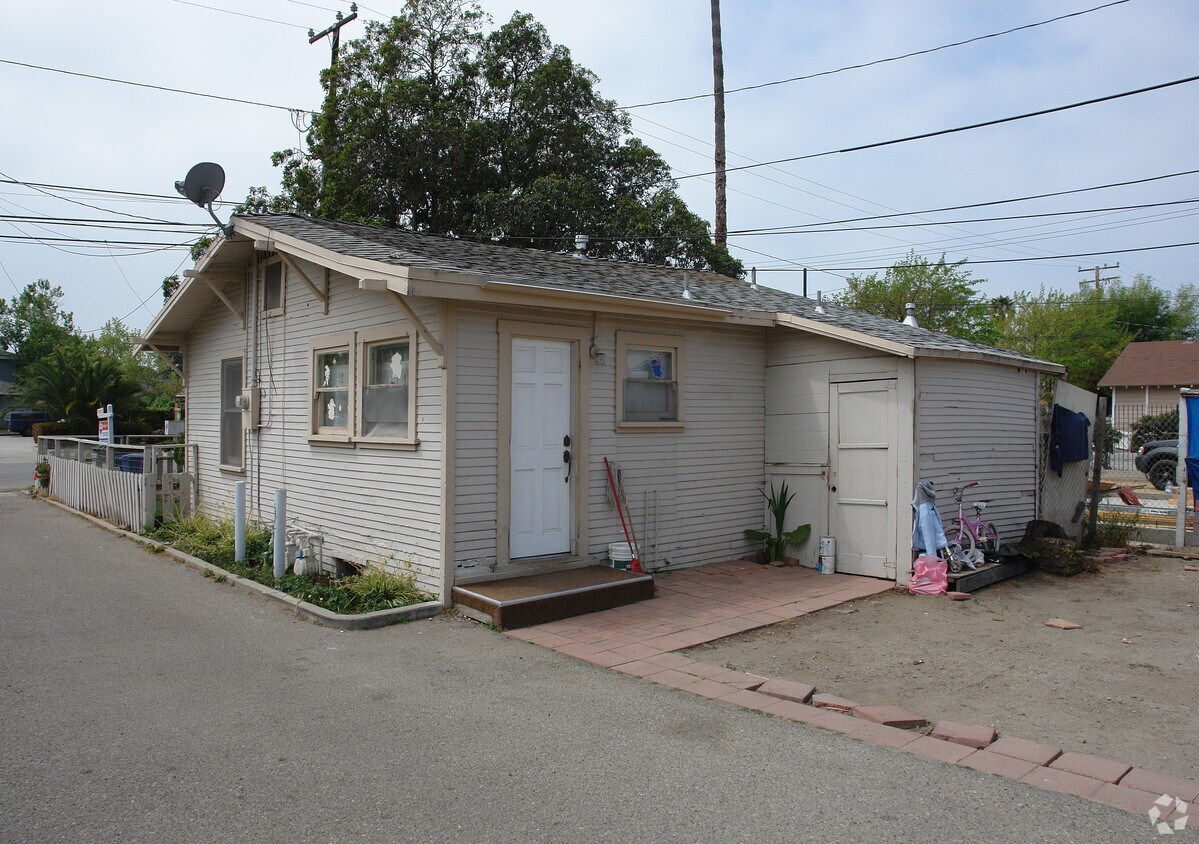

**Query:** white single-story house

left=139, top=214, right=1064, bottom=604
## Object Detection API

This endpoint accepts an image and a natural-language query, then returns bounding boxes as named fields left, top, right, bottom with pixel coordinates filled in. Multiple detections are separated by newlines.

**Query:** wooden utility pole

left=308, top=3, right=358, bottom=212
left=710, top=0, right=727, bottom=247
left=1077, top=262, right=1119, bottom=290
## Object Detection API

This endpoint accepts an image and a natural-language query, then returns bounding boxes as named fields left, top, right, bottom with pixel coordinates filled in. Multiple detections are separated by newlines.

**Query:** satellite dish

left=175, top=162, right=225, bottom=207
left=174, top=161, right=232, bottom=237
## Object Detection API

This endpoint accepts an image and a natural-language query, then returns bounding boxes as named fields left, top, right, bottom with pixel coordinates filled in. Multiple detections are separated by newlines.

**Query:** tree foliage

left=833, top=251, right=990, bottom=340
left=0, top=279, right=82, bottom=368
left=262, top=0, right=740, bottom=276
left=20, top=345, right=144, bottom=426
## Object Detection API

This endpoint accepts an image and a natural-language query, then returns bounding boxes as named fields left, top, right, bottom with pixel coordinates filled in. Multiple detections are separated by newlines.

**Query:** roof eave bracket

left=201, top=277, right=245, bottom=329
left=278, top=253, right=329, bottom=314
left=359, top=278, right=445, bottom=362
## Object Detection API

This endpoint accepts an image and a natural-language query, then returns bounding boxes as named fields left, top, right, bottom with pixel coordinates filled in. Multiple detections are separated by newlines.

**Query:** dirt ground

left=687, top=555, right=1199, bottom=779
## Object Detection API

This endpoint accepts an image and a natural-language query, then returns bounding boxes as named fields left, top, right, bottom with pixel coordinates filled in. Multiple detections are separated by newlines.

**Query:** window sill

left=355, top=438, right=420, bottom=451
left=307, top=433, right=354, bottom=446
left=615, top=422, right=686, bottom=433
left=218, top=464, right=246, bottom=474
left=262, top=308, right=285, bottom=319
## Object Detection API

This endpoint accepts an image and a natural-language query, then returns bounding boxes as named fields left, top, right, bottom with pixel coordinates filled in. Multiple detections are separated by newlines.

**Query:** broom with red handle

left=604, top=457, right=644, bottom=574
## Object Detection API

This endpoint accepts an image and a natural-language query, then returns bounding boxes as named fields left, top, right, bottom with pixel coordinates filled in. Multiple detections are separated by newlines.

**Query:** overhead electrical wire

left=169, top=0, right=310, bottom=30
left=619, top=0, right=1132, bottom=109
left=674, top=72, right=1199, bottom=181
left=0, top=58, right=313, bottom=114
left=754, top=240, right=1199, bottom=272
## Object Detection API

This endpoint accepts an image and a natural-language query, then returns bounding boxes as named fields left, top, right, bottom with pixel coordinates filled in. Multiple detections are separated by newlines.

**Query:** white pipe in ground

left=273, top=489, right=287, bottom=578
left=234, top=481, right=246, bottom=563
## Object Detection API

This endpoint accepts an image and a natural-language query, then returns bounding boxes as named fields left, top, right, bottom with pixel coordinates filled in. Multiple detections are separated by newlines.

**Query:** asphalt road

left=0, top=494, right=1154, bottom=843
left=0, top=433, right=36, bottom=491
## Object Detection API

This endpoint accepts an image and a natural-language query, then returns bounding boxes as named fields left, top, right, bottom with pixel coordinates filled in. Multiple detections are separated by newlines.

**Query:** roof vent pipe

left=902, top=302, right=919, bottom=327
left=574, top=234, right=589, bottom=258
left=682, top=270, right=694, bottom=300
left=814, top=290, right=825, bottom=314
left=750, top=266, right=758, bottom=289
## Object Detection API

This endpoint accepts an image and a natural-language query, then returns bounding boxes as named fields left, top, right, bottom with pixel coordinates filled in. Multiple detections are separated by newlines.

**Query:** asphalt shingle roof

left=239, top=213, right=1060, bottom=371
left=1098, top=340, right=1199, bottom=387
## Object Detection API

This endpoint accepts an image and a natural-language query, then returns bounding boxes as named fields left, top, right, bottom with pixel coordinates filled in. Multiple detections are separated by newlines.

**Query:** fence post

left=1083, top=396, right=1108, bottom=549
left=141, top=444, right=155, bottom=531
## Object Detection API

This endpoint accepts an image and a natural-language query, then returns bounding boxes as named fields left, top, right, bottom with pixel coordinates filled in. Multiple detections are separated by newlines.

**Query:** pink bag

left=908, top=554, right=948, bottom=596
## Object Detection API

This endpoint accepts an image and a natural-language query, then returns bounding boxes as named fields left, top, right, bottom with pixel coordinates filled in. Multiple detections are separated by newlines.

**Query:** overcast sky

left=2, top=0, right=1196, bottom=336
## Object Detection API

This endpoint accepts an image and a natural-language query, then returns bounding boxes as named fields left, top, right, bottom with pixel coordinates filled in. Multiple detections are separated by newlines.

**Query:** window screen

left=362, top=340, right=411, bottom=438
left=220, top=357, right=243, bottom=467
left=263, top=261, right=283, bottom=312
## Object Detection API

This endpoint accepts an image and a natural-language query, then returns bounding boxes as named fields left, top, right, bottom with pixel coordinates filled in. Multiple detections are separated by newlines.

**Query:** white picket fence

left=39, top=437, right=199, bottom=530
left=49, top=454, right=145, bottom=528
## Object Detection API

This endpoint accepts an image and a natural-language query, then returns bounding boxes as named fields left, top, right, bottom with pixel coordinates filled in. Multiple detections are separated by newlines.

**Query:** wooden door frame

left=496, top=319, right=591, bottom=570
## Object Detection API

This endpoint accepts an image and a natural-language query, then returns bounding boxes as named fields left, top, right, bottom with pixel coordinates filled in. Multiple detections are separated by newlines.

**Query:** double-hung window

left=219, top=355, right=244, bottom=469
left=308, top=324, right=418, bottom=447
left=616, top=331, right=684, bottom=430
left=310, top=335, right=353, bottom=441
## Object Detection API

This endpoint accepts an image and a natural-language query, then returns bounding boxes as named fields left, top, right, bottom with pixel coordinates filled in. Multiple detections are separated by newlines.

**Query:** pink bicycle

left=946, top=482, right=999, bottom=572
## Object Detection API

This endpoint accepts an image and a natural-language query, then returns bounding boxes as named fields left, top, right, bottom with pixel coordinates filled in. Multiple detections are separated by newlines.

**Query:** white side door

left=828, top=380, right=898, bottom=578
left=510, top=338, right=572, bottom=559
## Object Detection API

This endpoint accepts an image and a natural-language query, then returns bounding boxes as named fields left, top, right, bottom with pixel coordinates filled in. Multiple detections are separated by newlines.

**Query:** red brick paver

left=931, top=721, right=997, bottom=749
left=757, top=678, right=815, bottom=704
left=958, top=750, right=1039, bottom=781
left=1118, top=768, right=1199, bottom=803
left=902, top=736, right=976, bottom=765
left=1049, top=751, right=1132, bottom=784
left=810, top=693, right=859, bottom=712
left=853, top=704, right=927, bottom=729
left=987, top=735, right=1063, bottom=767
left=1020, top=766, right=1104, bottom=799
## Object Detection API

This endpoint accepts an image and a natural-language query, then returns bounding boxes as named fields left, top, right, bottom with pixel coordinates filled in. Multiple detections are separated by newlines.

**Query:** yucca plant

left=744, top=481, right=811, bottom=562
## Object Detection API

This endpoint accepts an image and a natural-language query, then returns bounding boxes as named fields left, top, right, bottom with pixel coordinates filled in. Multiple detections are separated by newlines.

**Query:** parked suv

left=1134, top=438, right=1183, bottom=490
left=3, top=410, right=49, bottom=436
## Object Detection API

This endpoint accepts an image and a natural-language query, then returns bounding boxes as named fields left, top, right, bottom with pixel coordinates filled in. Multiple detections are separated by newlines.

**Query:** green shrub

left=147, top=512, right=270, bottom=569
left=1096, top=511, right=1141, bottom=548
left=1129, top=408, right=1178, bottom=451
left=342, top=563, right=427, bottom=610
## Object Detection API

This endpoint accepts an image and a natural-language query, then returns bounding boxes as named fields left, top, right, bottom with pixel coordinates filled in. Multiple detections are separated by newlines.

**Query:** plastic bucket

left=817, top=555, right=836, bottom=575
left=818, top=536, right=836, bottom=557
left=608, top=541, right=635, bottom=569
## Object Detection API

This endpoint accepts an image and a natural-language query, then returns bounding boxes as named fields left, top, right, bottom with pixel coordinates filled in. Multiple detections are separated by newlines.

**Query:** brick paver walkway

left=506, top=560, right=892, bottom=664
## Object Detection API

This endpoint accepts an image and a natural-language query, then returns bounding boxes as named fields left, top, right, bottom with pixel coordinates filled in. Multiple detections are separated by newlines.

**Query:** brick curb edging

left=510, top=624, right=1197, bottom=820
left=38, top=497, right=443, bottom=630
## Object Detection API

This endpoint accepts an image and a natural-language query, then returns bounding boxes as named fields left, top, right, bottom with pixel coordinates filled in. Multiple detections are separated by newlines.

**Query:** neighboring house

left=0, top=351, right=19, bottom=418
left=1098, top=340, right=1199, bottom=425
left=139, top=214, right=1064, bottom=603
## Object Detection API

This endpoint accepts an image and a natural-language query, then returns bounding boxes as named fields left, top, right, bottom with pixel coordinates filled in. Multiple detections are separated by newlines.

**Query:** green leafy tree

left=834, top=252, right=989, bottom=340
left=90, top=319, right=181, bottom=415
left=995, top=286, right=1131, bottom=392
left=1103, top=274, right=1199, bottom=341
left=269, top=0, right=740, bottom=275
left=0, top=279, right=83, bottom=369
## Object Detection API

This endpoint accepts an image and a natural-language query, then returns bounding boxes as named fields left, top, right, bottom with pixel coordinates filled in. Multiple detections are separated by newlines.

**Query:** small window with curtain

left=310, top=339, right=353, bottom=439
left=219, top=356, right=244, bottom=469
left=616, top=332, right=684, bottom=430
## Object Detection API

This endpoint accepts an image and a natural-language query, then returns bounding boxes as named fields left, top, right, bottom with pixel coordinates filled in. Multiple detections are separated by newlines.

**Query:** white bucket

left=608, top=541, right=635, bottom=569
left=818, top=555, right=836, bottom=575
left=818, top=536, right=836, bottom=557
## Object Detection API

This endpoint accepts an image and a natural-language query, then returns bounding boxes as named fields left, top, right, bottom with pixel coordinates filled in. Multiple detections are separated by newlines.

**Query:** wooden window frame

left=355, top=323, right=419, bottom=449
left=218, top=353, right=245, bottom=472
left=615, top=330, right=685, bottom=432
left=308, top=333, right=355, bottom=444
left=261, top=256, right=285, bottom=317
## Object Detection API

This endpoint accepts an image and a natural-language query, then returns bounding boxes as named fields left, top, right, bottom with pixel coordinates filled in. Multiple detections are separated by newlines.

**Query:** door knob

left=563, top=449, right=572, bottom=483
left=563, top=434, right=571, bottom=447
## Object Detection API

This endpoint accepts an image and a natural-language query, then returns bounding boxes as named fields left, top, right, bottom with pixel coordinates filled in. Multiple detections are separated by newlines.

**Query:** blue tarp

left=1187, top=396, right=1199, bottom=502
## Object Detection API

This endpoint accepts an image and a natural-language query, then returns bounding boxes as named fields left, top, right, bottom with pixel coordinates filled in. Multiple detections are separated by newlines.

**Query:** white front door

left=828, top=380, right=898, bottom=578
left=510, top=338, right=572, bottom=559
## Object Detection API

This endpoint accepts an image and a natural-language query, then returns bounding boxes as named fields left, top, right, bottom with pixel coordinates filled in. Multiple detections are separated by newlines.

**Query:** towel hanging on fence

left=1049, top=403, right=1091, bottom=477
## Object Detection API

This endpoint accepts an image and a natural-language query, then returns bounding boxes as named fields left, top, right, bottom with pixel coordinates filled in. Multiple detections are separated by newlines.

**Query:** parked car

left=3, top=410, right=50, bottom=437
left=1134, top=438, right=1183, bottom=490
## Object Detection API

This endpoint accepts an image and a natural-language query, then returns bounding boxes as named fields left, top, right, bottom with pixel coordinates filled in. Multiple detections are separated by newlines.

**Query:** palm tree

left=20, top=346, right=143, bottom=427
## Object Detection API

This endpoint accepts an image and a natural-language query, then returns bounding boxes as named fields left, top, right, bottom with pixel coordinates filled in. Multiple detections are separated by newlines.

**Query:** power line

left=0, top=177, right=241, bottom=206
left=728, top=168, right=1199, bottom=234
left=0, top=234, right=194, bottom=249
left=169, top=0, right=310, bottom=30
left=754, top=240, right=1199, bottom=272
left=0, top=58, right=314, bottom=114
left=0, top=170, right=175, bottom=223
left=673, top=73, right=1199, bottom=181
left=620, top=0, right=1132, bottom=109
left=730, top=198, right=1199, bottom=236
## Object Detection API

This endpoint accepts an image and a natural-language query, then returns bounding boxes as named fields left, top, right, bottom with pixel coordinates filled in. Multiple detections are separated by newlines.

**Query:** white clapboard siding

left=185, top=261, right=444, bottom=592
left=49, top=455, right=144, bottom=528
left=764, top=329, right=901, bottom=565
left=915, top=358, right=1038, bottom=544
left=453, top=307, right=766, bottom=571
